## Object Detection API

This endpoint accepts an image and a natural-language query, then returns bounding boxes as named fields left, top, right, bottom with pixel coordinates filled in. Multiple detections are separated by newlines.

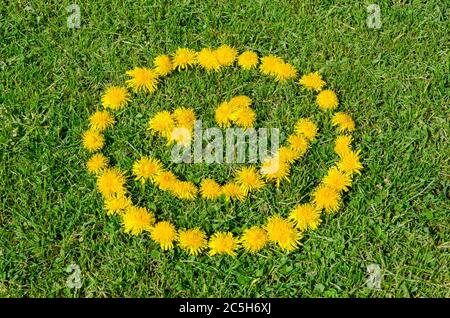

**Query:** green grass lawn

left=0, top=0, right=449, bottom=297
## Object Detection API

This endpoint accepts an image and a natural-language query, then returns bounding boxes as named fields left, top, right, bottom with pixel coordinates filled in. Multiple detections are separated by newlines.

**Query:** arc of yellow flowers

left=134, top=112, right=315, bottom=202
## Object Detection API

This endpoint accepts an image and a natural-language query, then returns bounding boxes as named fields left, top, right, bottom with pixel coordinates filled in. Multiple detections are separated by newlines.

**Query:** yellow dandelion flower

left=132, top=157, right=162, bottom=183
left=237, top=51, right=259, bottom=69
left=294, top=118, right=318, bottom=141
left=260, top=157, right=290, bottom=187
left=222, top=182, right=246, bottom=201
left=101, top=86, right=130, bottom=110
left=235, top=166, right=265, bottom=194
left=169, top=127, right=192, bottom=146
left=337, top=150, right=363, bottom=175
left=148, top=111, right=175, bottom=138
left=334, top=135, right=353, bottom=157
left=299, top=72, right=326, bottom=91
left=171, top=181, right=197, bottom=200
left=173, top=107, right=196, bottom=130
left=288, top=203, right=322, bottom=231
left=208, top=232, right=239, bottom=257
left=234, top=107, right=256, bottom=128
left=89, top=111, right=115, bottom=132
left=277, top=146, right=298, bottom=164
left=215, top=45, right=237, bottom=66
left=178, top=228, right=207, bottom=256
left=96, top=168, right=126, bottom=198
left=240, top=226, right=268, bottom=253
left=259, top=55, right=283, bottom=76
left=215, top=101, right=235, bottom=128
left=274, top=62, right=297, bottom=81
left=122, top=206, right=155, bottom=236
left=332, top=112, right=355, bottom=132
left=150, top=221, right=177, bottom=251
left=196, top=48, right=221, bottom=71
left=153, top=54, right=173, bottom=77
left=287, top=134, right=309, bottom=157
left=154, top=171, right=178, bottom=191
left=322, top=166, right=352, bottom=192
left=82, top=129, right=105, bottom=152
left=172, top=48, right=197, bottom=70
left=313, top=185, right=341, bottom=213
left=265, top=215, right=302, bottom=252
left=126, top=67, right=159, bottom=93
left=228, top=95, right=252, bottom=109
left=200, top=178, right=222, bottom=200
left=86, top=153, right=108, bottom=174
left=316, top=89, right=338, bottom=110
left=104, top=195, right=131, bottom=216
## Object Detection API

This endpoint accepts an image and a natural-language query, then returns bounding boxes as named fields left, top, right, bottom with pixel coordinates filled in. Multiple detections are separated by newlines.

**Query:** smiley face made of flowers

left=82, top=45, right=363, bottom=257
